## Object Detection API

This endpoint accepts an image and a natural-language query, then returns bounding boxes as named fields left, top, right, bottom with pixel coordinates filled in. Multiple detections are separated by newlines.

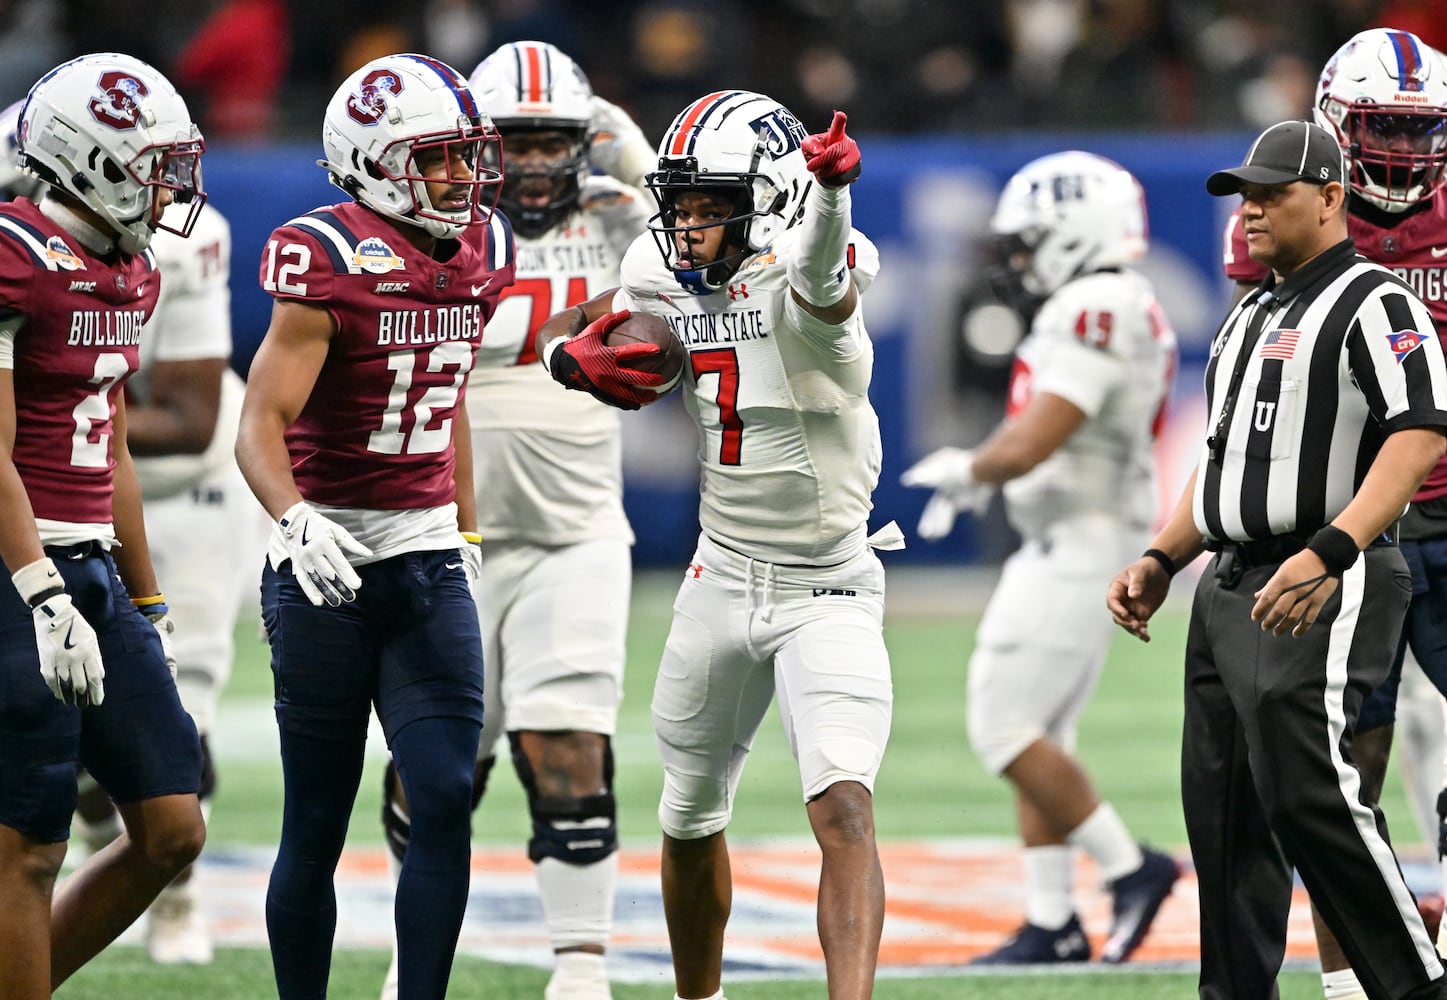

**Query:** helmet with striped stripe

left=646, top=90, right=811, bottom=294
left=468, top=41, right=593, bottom=238
left=321, top=53, right=503, bottom=239
left=1315, top=28, right=1447, bottom=211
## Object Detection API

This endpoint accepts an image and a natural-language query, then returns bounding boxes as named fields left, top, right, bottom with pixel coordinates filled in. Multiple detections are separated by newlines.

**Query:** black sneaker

left=969, top=913, right=1090, bottom=965
left=1101, top=846, right=1179, bottom=963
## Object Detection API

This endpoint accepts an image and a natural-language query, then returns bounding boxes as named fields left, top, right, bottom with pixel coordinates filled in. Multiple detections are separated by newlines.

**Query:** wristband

left=1306, top=525, right=1359, bottom=576
left=461, top=532, right=482, bottom=545
left=541, top=335, right=564, bottom=373
left=131, top=593, right=167, bottom=608
left=1142, top=548, right=1177, bottom=577
left=12, top=556, right=65, bottom=608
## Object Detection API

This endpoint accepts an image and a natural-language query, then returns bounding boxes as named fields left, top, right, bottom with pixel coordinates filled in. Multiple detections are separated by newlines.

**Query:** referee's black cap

left=1206, top=121, right=1347, bottom=196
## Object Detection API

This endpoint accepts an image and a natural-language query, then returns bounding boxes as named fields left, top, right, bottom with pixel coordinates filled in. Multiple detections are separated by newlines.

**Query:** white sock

left=1321, top=967, right=1368, bottom=1000
left=1022, top=845, right=1074, bottom=929
left=1067, top=803, right=1143, bottom=883
left=537, top=853, right=618, bottom=950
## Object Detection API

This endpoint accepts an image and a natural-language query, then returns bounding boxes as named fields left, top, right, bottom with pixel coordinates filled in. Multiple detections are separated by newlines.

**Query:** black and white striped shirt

left=1194, top=239, right=1447, bottom=542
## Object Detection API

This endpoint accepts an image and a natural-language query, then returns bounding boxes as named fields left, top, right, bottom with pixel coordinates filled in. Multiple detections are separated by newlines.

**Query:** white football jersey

left=615, top=226, right=884, bottom=564
left=1001, top=269, right=1176, bottom=538
left=128, top=202, right=240, bottom=500
left=469, top=175, right=649, bottom=543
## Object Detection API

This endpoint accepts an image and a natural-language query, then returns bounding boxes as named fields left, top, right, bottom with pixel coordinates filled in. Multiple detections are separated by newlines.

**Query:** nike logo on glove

left=62, top=624, right=77, bottom=650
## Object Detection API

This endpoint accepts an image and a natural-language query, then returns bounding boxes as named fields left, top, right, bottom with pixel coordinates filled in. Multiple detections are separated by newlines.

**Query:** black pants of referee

left=1183, top=543, right=1444, bottom=1000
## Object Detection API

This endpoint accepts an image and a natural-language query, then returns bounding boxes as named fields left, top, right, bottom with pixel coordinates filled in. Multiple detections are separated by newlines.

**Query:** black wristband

left=1142, top=548, right=1177, bottom=577
left=27, top=585, right=65, bottom=609
left=1306, top=525, right=1359, bottom=576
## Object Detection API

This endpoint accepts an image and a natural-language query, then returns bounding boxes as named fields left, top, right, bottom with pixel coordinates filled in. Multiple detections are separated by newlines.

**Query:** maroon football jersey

left=1222, top=196, right=1447, bottom=498
left=0, top=200, right=159, bottom=524
left=259, top=202, right=515, bottom=509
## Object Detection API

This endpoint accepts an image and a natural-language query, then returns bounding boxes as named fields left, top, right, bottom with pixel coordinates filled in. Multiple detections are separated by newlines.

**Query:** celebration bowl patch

left=352, top=236, right=404, bottom=274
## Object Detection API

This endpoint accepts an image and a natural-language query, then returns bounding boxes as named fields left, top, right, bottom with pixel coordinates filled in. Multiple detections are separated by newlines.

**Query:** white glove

left=899, top=447, right=994, bottom=541
left=33, top=593, right=106, bottom=707
left=589, top=95, right=655, bottom=189
left=142, top=604, right=177, bottom=680
left=460, top=532, right=483, bottom=585
left=275, top=501, right=372, bottom=607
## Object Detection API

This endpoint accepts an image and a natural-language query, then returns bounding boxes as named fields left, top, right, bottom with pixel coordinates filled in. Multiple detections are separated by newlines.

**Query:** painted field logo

left=1388, top=328, right=1426, bottom=362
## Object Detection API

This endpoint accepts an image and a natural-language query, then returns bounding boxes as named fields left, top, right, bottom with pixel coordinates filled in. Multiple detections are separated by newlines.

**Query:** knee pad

left=510, top=733, right=618, bottom=866
left=381, top=758, right=410, bottom=862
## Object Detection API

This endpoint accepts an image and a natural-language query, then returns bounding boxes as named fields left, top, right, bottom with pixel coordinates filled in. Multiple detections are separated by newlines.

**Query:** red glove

left=801, top=111, right=861, bottom=187
left=548, top=310, right=667, bottom=410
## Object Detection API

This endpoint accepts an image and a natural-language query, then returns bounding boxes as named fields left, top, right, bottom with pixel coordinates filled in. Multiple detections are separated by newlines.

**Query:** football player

left=374, top=41, right=654, bottom=1000
left=540, top=93, right=895, bottom=1000
left=900, top=152, right=1181, bottom=964
left=0, top=95, right=261, bottom=965
left=234, top=53, right=515, bottom=1000
left=0, top=53, right=207, bottom=998
left=1221, top=28, right=1447, bottom=998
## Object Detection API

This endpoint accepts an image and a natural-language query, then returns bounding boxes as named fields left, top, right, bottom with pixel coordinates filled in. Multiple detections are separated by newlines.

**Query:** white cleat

left=545, top=951, right=612, bottom=1000
left=146, top=887, right=213, bottom=965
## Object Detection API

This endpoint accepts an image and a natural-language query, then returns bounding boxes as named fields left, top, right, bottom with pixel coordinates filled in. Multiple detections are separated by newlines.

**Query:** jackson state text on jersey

left=259, top=201, right=516, bottom=509
left=614, top=224, right=884, bottom=563
left=0, top=200, right=160, bottom=524
left=1222, top=196, right=1447, bottom=499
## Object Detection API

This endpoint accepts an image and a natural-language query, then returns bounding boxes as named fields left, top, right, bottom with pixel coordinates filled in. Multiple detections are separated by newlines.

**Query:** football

left=604, top=310, right=685, bottom=401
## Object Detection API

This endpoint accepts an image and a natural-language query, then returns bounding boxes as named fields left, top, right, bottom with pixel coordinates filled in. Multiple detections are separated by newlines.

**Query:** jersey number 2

left=70, top=352, right=128, bottom=468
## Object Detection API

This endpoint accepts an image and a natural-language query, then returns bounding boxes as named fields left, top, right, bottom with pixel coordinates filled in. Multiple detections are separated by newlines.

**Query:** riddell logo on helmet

left=346, top=69, right=404, bottom=126
left=87, top=71, right=148, bottom=131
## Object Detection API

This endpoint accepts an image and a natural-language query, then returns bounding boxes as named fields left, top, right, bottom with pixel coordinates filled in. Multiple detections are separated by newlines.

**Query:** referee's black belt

left=1209, top=523, right=1399, bottom=581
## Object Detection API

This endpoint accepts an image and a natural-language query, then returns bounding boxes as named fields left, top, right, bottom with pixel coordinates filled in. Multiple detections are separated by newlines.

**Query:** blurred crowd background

left=2, top=0, right=1441, bottom=144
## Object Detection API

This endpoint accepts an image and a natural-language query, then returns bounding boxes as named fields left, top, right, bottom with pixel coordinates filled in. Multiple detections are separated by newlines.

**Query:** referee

left=1108, top=119, right=1447, bottom=1000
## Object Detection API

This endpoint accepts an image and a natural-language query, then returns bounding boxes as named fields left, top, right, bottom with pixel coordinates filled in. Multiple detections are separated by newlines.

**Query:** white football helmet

left=19, top=53, right=204, bottom=253
left=0, top=100, right=44, bottom=202
left=320, top=53, right=503, bottom=239
left=645, top=91, right=812, bottom=293
left=987, top=150, right=1147, bottom=311
left=1315, top=28, right=1447, bottom=211
left=468, top=41, right=593, bottom=238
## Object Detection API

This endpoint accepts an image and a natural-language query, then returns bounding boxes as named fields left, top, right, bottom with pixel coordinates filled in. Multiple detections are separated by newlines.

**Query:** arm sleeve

left=786, top=182, right=853, bottom=308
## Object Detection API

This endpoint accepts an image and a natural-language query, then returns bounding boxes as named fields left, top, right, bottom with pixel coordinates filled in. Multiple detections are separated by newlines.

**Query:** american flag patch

left=1388, top=329, right=1426, bottom=362
left=1259, top=328, right=1300, bottom=360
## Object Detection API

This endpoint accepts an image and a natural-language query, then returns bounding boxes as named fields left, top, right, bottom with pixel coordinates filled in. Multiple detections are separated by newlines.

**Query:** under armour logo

left=727, top=283, right=748, bottom=300
left=688, top=563, right=703, bottom=579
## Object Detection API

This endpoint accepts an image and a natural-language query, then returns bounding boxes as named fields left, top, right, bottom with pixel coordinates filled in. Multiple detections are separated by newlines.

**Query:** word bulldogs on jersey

left=67, top=308, right=146, bottom=346
left=1391, top=264, right=1446, bottom=304
left=665, top=306, right=769, bottom=345
left=376, top=303, right=482, bottom=346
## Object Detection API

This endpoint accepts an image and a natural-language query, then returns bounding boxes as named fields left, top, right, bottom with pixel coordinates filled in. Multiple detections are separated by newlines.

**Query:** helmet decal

left=88, top=70, right=148, bottom=131
left=346, top=69, right=404, bottom=126
left=1388, top=30, right=1426, bottom=92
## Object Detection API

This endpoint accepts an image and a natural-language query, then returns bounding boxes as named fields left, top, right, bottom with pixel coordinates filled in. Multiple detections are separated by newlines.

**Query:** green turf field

left=56, top=569, right=1406, bottom=998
